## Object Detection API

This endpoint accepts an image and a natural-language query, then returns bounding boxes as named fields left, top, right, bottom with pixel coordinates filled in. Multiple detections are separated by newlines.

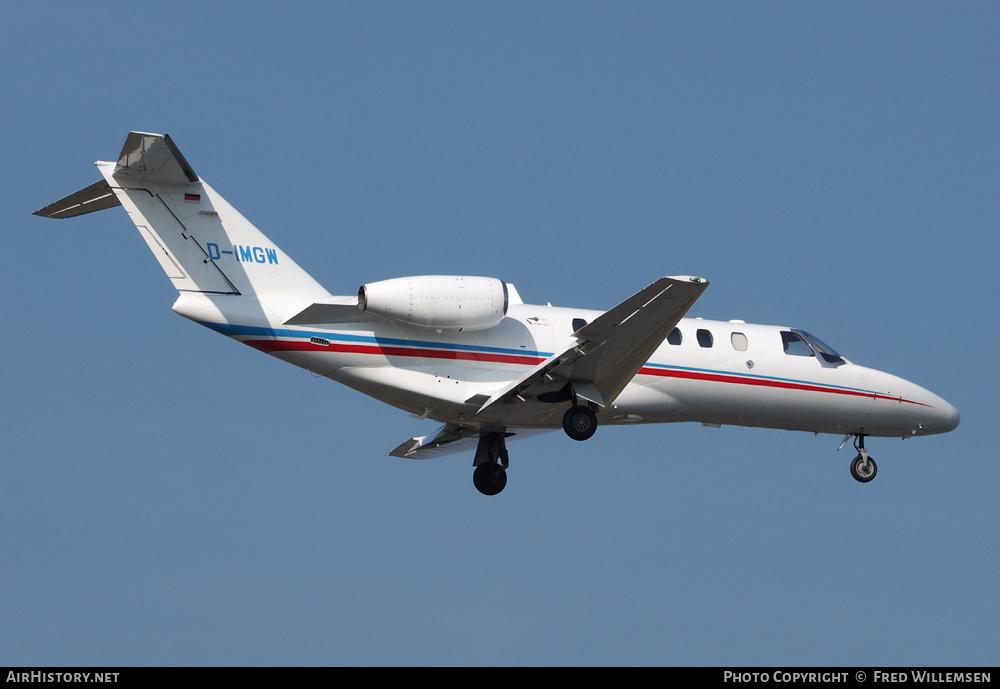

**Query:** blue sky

left=2, top=3, right=997, bottom=666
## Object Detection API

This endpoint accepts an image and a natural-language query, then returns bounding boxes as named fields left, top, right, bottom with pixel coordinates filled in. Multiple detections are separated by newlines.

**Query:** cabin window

left=696, top=329, right=713, bottom=348
left=572, top=318, right=588, bottom=332
left=667, top=328, right=682, bottom=345
left=781, top=331, right=814, bottom=357
left=731, top=332, right=748, bottom=351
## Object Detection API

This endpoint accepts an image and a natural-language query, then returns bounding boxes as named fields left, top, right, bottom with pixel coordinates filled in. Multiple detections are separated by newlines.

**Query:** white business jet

left=35, top=132, right=960, bottom=495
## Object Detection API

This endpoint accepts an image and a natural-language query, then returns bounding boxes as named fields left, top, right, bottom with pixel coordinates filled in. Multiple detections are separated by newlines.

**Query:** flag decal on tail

left=184, top=193, right=201, bottom=202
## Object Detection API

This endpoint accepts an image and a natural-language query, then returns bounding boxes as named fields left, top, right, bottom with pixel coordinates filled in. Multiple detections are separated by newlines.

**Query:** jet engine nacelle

left=358, top=275, right=508, bottom=331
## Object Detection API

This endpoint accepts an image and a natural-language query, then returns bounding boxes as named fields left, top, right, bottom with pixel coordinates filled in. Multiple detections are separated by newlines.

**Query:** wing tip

left=388, top=437, right=425, bottom=458
left=664, top=275, right=709, bottom=285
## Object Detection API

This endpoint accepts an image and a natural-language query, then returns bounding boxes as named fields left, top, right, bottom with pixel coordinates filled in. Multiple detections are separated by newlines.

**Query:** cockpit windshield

left=794, top=330, right=845, bottom=364
left=781, top=331, right=814, bottom=357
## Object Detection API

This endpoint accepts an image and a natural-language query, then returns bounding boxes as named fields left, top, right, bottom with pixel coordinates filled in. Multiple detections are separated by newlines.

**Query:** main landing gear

left=562, top=404, right=598, bottom=441
left=850, top=434, right=878, bottom=483
left=472, top=403, right=600, bottom=496
left=473, top=432, right=509, bottom=496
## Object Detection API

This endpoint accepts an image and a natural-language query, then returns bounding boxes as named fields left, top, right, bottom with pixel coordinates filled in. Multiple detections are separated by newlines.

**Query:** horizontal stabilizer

left=33, top=180, right=121, bottom=219
left=34, top=131, right=332, bottom=300
left=114, top=132, right=198, bottom=184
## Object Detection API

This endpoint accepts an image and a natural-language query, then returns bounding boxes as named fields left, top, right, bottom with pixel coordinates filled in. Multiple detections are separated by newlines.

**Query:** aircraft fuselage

left=173, top=292, right=959, bottom=441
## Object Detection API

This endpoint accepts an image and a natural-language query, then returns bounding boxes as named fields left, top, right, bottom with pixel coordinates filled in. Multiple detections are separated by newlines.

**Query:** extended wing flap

left=388, top=423, right=553, bottom=460
left=388, top=423, right=482, bottom=459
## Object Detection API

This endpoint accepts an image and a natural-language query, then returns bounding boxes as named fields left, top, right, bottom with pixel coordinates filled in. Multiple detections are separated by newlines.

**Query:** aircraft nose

left=935, top=399, right=961, bottom=433
left=866, top=367, right=960, bottom=437
left=913, top=386, right=960, bottom=435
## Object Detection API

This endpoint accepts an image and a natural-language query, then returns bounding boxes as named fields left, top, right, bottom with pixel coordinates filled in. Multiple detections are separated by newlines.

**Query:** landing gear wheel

left=850, top=454, right=878, bottom=483
left=563, top=405, right=598, bottom=441
left=850, top=434, right=877, bottom=483
left=473, top=463, right=508, bottom=496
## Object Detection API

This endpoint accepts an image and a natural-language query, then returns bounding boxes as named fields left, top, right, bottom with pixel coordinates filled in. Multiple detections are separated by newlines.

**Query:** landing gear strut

left=473, top=432, right=509, bottom=496
left=850, top=434, right=877, bottom=483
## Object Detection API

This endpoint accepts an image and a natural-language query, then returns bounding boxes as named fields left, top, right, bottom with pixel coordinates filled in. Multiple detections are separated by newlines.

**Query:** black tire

left=473, top=463, right=507, bottom=496
left=562, top=405, right=598, bottom=441
left=850, top=454, right=878, bottom=483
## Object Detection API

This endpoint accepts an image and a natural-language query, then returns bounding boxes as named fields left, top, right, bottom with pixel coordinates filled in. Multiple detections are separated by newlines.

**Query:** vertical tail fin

left=34, top=132, right=330, bottom=300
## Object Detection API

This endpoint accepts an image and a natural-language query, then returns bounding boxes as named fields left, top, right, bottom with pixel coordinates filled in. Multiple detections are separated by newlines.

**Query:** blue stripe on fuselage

left=198, top=321, right=884, bottom=398
left=197, top=321, right=551, bottom=359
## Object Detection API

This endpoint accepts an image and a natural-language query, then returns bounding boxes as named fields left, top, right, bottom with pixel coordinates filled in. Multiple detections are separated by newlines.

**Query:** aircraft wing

left=479, top=275, right=709, bottom=415
left=388, top=423, right=551, bottom=460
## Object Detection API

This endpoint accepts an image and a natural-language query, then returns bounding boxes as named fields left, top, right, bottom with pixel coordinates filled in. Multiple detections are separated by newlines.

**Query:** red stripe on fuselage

left=240, top=338, right=929, bottom=407
left=242, top=339, right=545, bottom=366
left=637, top=366, right=929, bottom=406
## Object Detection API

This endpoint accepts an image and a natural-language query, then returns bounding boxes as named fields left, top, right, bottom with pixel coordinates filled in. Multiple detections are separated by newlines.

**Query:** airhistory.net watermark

left=6, top=673, right=119, bottom=683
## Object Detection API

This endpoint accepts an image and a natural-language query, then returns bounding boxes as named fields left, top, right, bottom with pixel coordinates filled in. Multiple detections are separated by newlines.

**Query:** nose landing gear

left=850, top=434, right=878, bottom=483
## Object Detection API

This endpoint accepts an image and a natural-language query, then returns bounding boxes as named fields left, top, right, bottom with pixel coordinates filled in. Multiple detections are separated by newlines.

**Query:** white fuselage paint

left=173, top=293, right=960, bottom=440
